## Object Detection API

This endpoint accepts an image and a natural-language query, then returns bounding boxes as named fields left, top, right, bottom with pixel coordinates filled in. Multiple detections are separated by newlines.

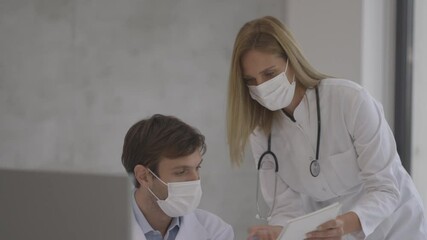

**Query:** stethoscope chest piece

left=310, top=159, right=320, bottom=177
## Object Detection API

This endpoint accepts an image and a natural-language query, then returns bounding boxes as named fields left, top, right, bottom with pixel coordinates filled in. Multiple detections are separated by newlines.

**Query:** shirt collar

left=131, top=189, right=181, bottom=235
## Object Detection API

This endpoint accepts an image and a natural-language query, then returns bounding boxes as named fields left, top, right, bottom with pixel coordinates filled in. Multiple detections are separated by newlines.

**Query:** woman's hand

left=305, top=212, right=361, bottom=240
left=305, top=218, right=344, bottom=240
left=247, top=225, right=283, bottom=240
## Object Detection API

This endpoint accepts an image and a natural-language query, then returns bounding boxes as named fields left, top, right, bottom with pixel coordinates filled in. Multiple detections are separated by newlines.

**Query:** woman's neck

left=283, top=81, right=306, bottom=117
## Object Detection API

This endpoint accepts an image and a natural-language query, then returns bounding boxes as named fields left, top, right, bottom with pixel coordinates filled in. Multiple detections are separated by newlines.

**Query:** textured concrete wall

left=285, top=0, right=362, bottom=83
left=284, top=0, right=396, bottom=124
left=0, top=0, right=287, bottom=238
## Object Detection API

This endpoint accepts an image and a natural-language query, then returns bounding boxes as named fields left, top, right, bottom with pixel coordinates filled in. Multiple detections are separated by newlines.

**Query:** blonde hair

left=227, top=16, right=329, bottom=165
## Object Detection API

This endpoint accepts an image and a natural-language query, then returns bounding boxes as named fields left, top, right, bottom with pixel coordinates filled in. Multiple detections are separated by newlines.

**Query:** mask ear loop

left=284, top=59, right=289, bottom=74
left=284, top=59, right=296, bottom=86
left=147, top=168, right=168, bottom=186
left=145, top=168, right=168, bottom=200
left=146, top=185, right=161, bottom=201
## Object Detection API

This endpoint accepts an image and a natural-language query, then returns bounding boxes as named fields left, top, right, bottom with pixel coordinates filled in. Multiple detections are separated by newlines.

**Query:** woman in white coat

left=226, top=16, right=427, bottom=239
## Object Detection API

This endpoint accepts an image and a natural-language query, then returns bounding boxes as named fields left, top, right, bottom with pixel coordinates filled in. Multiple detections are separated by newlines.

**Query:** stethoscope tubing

left=255, top=86, right=321, bottom=220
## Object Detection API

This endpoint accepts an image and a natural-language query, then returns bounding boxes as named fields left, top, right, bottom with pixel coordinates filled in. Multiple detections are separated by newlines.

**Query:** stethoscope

left=255, top=87, right=321, bottom=221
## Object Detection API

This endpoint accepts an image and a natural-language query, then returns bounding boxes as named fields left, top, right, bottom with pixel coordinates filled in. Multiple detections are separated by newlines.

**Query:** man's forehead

left=158, top=153, right=202, bottom=169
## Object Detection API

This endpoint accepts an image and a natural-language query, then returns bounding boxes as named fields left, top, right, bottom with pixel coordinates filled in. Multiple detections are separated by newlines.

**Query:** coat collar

left=131, top=211, right=208, bottom=240
left=175, top=212, right=208, bottom=239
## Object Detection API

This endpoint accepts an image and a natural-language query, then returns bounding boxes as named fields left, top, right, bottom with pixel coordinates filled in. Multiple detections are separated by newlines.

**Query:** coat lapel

left=176, top=213, right=208, bottom=240
left=131, top=212, right=208, bottom=240
left=131, top=212, right=147, bottom=240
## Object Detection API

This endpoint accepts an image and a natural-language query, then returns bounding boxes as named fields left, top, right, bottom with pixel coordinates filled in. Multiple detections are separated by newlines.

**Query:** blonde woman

left=227, top=16, right=427, bottom=240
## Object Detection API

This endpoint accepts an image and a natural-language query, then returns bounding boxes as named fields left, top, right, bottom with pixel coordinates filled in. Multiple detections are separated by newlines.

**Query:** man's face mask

left=146, top=169, right=202, bottom=217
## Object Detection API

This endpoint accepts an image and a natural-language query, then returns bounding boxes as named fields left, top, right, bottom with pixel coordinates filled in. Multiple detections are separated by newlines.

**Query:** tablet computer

left=277, top=202, right=342, bottom=240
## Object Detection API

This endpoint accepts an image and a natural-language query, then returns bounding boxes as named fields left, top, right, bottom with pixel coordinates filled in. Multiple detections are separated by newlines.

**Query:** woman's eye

left=265, top=72, right=275, bottom=78
left=243, top=78, right=254, bottom=85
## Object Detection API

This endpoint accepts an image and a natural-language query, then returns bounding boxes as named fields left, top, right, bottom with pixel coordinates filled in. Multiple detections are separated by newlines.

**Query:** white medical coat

left=250, top=78, right=427, bottom=239
left=131, top=208, right=234, bottom=240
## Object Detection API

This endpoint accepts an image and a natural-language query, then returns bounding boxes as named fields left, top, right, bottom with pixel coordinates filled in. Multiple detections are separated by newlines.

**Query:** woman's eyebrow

left=259, top=65, right=275, bottom=74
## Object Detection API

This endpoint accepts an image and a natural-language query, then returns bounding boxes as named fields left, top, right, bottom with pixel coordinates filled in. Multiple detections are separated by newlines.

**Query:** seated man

left=121, top=114, right=234, bottom=240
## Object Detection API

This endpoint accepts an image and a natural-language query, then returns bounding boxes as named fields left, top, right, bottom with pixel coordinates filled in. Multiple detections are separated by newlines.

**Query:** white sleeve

left=346, top=89, right=400, bottom=237
left=268, top=177, right=306, bottom=227
left=249, top=131, right=305, bottom=227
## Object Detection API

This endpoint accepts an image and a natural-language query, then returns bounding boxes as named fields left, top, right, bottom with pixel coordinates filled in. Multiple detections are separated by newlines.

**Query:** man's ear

left=134, top=165, right=151, bottom=188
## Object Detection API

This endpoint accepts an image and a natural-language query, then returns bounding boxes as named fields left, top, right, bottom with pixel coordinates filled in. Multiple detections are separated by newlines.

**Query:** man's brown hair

left=121, top=114, right=206, bottom=187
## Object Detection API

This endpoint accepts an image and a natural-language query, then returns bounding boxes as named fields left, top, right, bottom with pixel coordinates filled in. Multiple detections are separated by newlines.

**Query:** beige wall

left=0, top=1, right=287, bottom=239
left=285, top=0, right=362, bottom=83
left=284, top=0, right=396, bottom=124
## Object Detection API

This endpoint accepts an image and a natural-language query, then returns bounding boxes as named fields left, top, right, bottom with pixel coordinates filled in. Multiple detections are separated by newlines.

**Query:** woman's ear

left=134, top=165, right=151, bottom=188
